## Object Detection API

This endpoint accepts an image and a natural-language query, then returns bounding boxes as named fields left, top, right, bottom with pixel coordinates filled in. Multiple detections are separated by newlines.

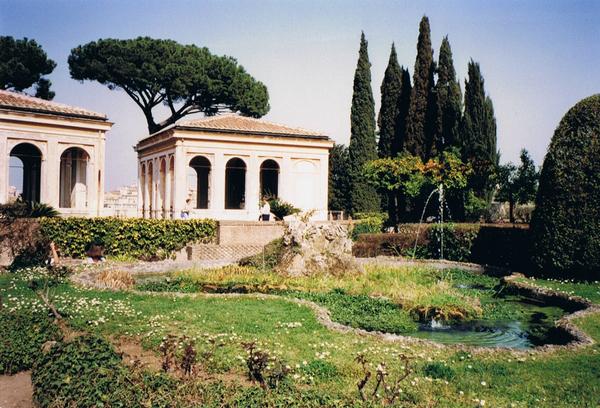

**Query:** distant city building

left=103, top=184, right=138, bottom=217
left=7, top=185, right=17, bottom=201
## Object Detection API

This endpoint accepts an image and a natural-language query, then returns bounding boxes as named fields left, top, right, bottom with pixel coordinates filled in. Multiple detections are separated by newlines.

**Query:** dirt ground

left=0, top=371, right=33, bottom=408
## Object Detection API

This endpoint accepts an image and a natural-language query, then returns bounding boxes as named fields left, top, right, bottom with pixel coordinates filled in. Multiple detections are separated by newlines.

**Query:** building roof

left=174, top=114, right=329, bottom=140
left=0, top=89, right=107, bottom=121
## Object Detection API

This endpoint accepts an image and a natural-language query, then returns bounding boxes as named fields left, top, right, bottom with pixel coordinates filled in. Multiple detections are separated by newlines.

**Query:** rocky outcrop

left=277, top=217, right=360, bottom=276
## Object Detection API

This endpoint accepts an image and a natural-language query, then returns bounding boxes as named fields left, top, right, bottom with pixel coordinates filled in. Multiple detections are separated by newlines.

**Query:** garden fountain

left=412, top=183, right=446, bottom=260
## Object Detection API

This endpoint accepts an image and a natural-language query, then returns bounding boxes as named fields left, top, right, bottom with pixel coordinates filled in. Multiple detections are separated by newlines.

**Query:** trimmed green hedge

left=40, top=217, right=217, bottom=259
left=353, top=223, right=531, bottom=271
left=531, top=94, right=600, bottom=280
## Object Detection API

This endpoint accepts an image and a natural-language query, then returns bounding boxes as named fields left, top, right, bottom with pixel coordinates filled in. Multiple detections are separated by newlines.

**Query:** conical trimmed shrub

left=530, top=94, right=600, bottom=279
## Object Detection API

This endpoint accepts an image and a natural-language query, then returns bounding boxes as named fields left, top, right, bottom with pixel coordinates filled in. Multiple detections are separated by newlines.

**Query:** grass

left=2, top=265, right=600, bottom=407
left=515, top=276, right=600, bottom=304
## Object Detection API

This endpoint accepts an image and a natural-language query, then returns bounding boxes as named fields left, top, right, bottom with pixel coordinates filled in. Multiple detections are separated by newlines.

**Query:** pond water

left=410, top=296, right=572, bottom=349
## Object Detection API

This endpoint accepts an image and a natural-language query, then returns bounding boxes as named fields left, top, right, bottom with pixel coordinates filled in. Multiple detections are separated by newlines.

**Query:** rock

left=277, top=216, right=360, bottom=276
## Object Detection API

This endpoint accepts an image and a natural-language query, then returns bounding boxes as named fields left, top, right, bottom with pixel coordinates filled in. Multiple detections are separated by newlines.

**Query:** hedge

left=353, top=223, right=531, bottom=271
left=39, top=217, right=217, bottom=259
left=531, top=94, right=600, bottom=280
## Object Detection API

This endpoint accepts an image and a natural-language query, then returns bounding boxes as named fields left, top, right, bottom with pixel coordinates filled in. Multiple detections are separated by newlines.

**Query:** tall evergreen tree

left=377, top=43, right=403, bottom=158
left=377, top=44, right=403, bottom=223
left=460, top=60, right=498, bottom=201
left=348, top=32, right=380, bottom=214
left=405, top=16, right=436, bottom=161
left=328, top=143, right=351, bottom=214
left=395, top=67, right=412, bottom=154
left=434, top=36, right=462, bottom=155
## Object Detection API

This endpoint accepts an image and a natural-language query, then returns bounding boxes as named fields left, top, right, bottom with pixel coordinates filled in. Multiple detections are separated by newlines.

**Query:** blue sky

left=2, top=0, right=599, bottom=189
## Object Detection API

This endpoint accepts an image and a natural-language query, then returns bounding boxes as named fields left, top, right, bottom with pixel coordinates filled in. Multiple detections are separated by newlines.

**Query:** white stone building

left=135, top=115, right=333, bottom=221
left=0, top=90, right=112, bottom=216
left=103, top=184, right=138, bottom=217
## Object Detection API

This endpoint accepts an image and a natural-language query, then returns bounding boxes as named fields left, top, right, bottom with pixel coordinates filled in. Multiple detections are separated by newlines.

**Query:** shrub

left=268, top=199, right=300, bottom=220
left=353, top=223, right=531, bottom=271
left=0, top=198, right=59, bottom=219
left=32, top=335, right=139, bottom=407
left=0, top=312, right=62, bottom=375
left=40, top=217, right=217, bottom=259
left=351, top=212, right=387, bottom=239
left=239, top=238, right=286, bottom=270
left=531, top=94, right=600, bottom=280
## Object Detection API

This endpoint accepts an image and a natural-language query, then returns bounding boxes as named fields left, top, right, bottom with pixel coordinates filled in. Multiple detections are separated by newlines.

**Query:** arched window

left=260, top=159, right=279, bottom=199
left=159, top=158, right=166, bottom=216
left=9, top=143, right=42, bottom=202
left=147, top=161, right=153, bottom=217
left=225, top=158, right=246, bottom=209
left=59, top=147, right=89, bottom=208
left=189, top=156, right=211, bottom=209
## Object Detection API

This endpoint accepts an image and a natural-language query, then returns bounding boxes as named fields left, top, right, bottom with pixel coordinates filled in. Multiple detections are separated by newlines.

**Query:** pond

left=135, top=273, right=579, bottom=349
left=410, top=295, right=573, bottom=349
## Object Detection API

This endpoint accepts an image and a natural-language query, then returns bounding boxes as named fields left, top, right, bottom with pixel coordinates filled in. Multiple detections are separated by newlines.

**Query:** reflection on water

left=410, top=296, right=572, bottom=349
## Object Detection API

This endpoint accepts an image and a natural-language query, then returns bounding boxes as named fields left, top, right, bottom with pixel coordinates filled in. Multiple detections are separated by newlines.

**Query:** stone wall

left=217, top=221, right=285, bottom=245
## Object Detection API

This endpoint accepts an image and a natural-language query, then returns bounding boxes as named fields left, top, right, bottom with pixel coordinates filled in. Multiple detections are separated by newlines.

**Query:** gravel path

left=0, top=371, right=33, bottom=408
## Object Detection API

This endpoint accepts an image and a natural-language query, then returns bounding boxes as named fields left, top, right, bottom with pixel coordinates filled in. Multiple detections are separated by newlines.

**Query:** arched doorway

left=159, top=158, right=166, bottom=217
left=147, top=161, right=153, bottom=217
left=260, top=159, right=279, bottom=199
left=225, top=158, right=246, bottom=209
left=59, top=147, right=89, bottom=208
left=189, top=156, right=211, bottom=209
left=9, top=143, right=42, bottom=202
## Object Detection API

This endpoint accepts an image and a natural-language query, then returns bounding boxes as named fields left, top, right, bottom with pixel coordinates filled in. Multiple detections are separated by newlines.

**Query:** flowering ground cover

left=1, top=266, right=600, bottom=407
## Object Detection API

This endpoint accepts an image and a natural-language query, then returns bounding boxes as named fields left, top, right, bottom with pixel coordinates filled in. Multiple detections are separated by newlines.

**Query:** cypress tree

left=378, top=43, right=403, bottom=158
left=377, top=44, right=403, bottom=222
left=348, top=32, right=380, bottom=214
left=460, top=60, right=498, bottom=200
left=328, top=143, right=351, bottom=214
left=434, top=36, right=462, bottom=154
left=405, top=16, right=436, bottom=161
left=395, top=67, right=412, bottom=153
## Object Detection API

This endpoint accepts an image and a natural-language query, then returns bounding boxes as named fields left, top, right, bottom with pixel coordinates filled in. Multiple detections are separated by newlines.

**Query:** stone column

left=212, top=152, right=226, bottom=217
left=173, top=142, right=187, bottom=218
left=152, top=157, right=161, bottom=218
left=144, top=162, right=151, bottom=218
left=137, top=162, right=143, bottom=218
left=87, top=152, right=97, bottom=217
left=0, top=136, right=7, bottom=204
left=246, top=154, right=260, bottom=218
left=45, top=140, right=59, bottom=209
left=279, top=154, right=292, bottom=202
left=164, top=156, right=172, bottom=219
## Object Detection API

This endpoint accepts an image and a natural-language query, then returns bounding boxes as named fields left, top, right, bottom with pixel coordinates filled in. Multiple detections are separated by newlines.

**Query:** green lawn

left=2, top=266, right=600, bottom=407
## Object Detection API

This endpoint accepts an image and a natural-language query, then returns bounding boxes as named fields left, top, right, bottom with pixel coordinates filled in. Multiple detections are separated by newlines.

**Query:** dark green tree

left=0, top=36, right=56, bottom=100
left=377, top=43, right=403, bottom=158
left=348, top=32, right=380, bottom=214
left=460, top=60, right=498, bottom=201
left=395, top=67, right=412, bottom=154
left=377, top=44, right=404, bottom=223
left=496, top=149, right=539, bottom=223
left=405, top=16, right=436, bottom=161
left=434, top=36, right=462, bottom=153
left=68, top=37, right=269, bottom=134
left=531, top=95, right=600, bottom=280
left=328, top=143, right=351, bottom=214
